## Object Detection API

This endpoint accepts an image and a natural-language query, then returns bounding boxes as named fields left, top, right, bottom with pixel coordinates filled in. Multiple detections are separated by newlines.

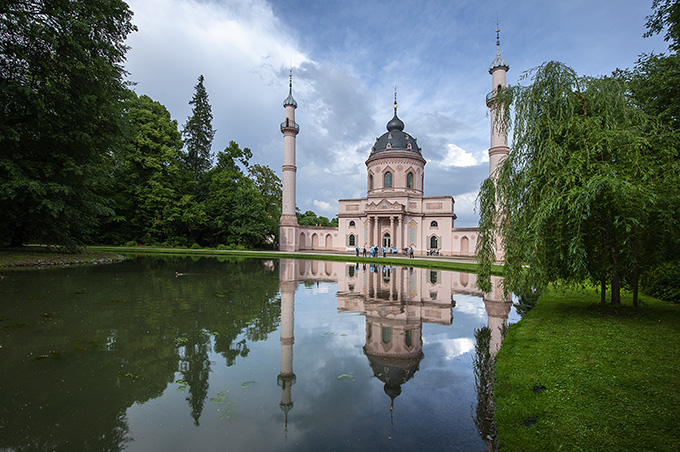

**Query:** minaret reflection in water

left=276, top=259, right=511, bottom=431
left=277, top=261, right=298, bottom=433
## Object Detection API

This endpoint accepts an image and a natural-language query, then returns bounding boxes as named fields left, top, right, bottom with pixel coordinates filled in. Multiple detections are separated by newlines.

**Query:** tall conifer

left=182, top=75, right=216, bottom=180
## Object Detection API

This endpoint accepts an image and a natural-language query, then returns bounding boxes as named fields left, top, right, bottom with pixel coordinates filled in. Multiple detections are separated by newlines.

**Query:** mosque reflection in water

left=276, top=259, right=511, bottom=432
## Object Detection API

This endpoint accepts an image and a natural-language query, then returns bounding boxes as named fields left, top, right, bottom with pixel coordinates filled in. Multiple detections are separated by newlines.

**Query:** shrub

left=190, top=243, right=201, bottom=249
left=642, top=261, right=680, bottom=303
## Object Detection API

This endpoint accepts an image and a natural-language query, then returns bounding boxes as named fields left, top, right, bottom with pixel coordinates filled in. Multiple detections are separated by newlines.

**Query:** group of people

left=355, top=245, right=415, bottom=258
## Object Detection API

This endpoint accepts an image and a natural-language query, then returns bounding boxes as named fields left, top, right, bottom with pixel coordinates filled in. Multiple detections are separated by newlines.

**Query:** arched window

left=349, top=220, right=355, bottom=227
left=430, top=235, right=439, bottom=249
left=430, top=220, right=438, bottom=227
left=369, top=175, right=373, bottom=190
left=382, top=327, right=392, bottom=344
left=348, top=234, right=356, bottom=246
left=405, top=330, right=412, bottom=347
left=384, top=171, right=393, bottom=188
left=407, top=172, right=414, bottom=188
left=430, top=270, right=439, bottom=284
left=383, top=232, right=391, bottom=248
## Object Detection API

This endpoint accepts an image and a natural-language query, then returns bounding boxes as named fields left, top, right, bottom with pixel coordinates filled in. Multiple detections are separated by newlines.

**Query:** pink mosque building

left=279, top=34, right=509, bottom=256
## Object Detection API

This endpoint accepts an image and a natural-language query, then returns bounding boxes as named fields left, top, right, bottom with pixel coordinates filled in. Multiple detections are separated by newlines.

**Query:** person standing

left=409, top=247, right=414, bottom=258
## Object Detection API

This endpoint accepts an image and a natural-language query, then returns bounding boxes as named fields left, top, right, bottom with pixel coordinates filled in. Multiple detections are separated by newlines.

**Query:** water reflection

left=277, top=259, right=512, bottom=446
left=0, top=256, right=514, bottom=451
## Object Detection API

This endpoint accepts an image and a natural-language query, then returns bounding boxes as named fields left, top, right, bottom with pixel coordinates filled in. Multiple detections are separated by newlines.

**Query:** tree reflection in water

left=473, top=326, right=497, bottom=451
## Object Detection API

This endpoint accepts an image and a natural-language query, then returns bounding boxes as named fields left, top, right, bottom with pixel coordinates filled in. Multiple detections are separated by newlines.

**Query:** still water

left=0, top=256, right=517, bottom=451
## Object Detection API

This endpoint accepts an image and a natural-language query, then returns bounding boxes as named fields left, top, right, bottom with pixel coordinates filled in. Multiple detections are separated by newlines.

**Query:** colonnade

left=366, top=215, right=406, bottom=248
left=362, top=264, right=405, bottom=302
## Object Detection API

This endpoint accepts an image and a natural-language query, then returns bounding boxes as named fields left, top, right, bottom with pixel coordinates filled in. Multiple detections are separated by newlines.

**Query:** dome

left=283, top=90, right=297, bottom=108
left=489, top=50, right=509, bottom=73
left=386, top=112, right=404, bottom=132
left=369, top=112, right=421, bottom=157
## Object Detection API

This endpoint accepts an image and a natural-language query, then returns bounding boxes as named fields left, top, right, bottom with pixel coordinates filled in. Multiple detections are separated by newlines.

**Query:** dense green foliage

left=477, top=62, right=680, bottom=305
left=642, top=260, right=680, bottom=302
left=0, top=2, right=283, bottom=250
left=0, top=0, right=136, bottom=250
left=494, top=286, right=680, bottom=451
left=477, top=1, right=680, bottom=304
left=296, top=209, right=338, bottom=227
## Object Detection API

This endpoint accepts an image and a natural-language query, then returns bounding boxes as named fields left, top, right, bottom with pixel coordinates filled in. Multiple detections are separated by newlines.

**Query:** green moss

left=495, top=285, right=680, bottom=451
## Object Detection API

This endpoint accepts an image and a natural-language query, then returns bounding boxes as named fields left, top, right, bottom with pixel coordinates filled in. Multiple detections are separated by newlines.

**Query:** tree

left=102, top=94, right=187, bottom=245
left=201, top=142, right=272, bottom=248
left=182, top=75, right=215, bottom=181
left=296, top=210, right=336, bottom=227
left=248, top=163, right=282, bottom=241
left=476, top=61, right=680, bottom=306
left=644, top=0, right=680, bottom=52
left=0, top=0, right=136, bottom=250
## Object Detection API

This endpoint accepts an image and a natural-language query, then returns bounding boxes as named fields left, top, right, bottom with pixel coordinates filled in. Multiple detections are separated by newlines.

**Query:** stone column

left=398, top=216, right=403, bottom=250
left=374, top=217, right=380, bottom=246
left=390, top=216, right=395, bottom=248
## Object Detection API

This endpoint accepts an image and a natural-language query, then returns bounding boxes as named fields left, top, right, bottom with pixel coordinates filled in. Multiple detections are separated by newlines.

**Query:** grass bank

left=0, top=247, right=126, bottom=269
left=87, top=245, right=498, bottom=274
left=494, top=286, right=680, bottom=451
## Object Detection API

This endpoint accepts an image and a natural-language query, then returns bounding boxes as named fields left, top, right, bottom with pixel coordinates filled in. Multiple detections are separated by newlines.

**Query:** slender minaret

left=277, top=260, right=297, bottom=433
left=483, top=275, right=513, bottom=356
left=487, top=27, right=510, bottom=179
left=280, top=72, right=299, bottom=252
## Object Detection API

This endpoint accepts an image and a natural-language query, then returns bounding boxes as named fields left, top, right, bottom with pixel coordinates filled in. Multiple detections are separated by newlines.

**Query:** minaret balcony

left=485, top=91, right=495, bottom=106
left=280, top=120, right=300, bottom=133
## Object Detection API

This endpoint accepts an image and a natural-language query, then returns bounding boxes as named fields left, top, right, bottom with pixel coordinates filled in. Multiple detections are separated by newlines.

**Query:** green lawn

left=494, top=286, right=680, bottom=451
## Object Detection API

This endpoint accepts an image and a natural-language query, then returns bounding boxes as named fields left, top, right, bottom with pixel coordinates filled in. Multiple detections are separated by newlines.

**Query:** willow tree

left=476, top=61, right=680, bottom=306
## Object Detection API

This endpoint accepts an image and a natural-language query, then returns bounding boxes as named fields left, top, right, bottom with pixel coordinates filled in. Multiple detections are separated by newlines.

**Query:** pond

left=0, top=256, right=518, bottom=451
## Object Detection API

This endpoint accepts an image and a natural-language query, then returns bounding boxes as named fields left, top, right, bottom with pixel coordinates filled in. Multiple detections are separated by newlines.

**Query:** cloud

left=313, top=199, right=335, bottom=214
left=440, top=143, right=480, bottom=167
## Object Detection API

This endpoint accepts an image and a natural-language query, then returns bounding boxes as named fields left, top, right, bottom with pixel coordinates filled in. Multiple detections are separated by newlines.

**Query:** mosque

left=279, top=34, right=509, bottom=256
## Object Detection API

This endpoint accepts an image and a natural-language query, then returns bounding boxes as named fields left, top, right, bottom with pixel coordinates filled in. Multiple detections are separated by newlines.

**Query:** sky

left=122, top=0, right=669, bottom=227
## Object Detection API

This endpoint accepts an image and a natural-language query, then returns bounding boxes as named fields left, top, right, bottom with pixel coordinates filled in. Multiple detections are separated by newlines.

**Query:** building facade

left=281, top=35, right=509, bottom=257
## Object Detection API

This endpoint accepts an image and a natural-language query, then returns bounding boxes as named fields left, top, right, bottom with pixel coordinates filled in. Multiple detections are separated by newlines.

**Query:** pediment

left=366, top=199, right=405, bottom=212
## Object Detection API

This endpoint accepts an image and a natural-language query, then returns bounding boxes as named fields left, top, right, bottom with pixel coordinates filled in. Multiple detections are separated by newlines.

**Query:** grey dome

left=386, top=112, right=404, bottom=132
left=369, top=113, right=421, bottom=156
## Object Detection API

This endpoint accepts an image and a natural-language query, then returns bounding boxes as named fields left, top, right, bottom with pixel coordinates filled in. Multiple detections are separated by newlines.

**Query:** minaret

left=483, top=275, right=512, bottom=356
left=277, top=260, right=297, bottom=432
left=280, top=72, right=299, bottom=252
left=486, top=28, right=510, bottom=179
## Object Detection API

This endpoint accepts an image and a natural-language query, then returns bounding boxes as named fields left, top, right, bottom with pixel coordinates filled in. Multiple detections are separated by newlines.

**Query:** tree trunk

left=632, top=239, right=640, bottom=308
left=9, top=224, right=25, bottom=248
left=600, top=274, right=607, bottom=306
left=610, top=242, right=621, bottom=305
left=611, top=273, right=621, bottom=305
